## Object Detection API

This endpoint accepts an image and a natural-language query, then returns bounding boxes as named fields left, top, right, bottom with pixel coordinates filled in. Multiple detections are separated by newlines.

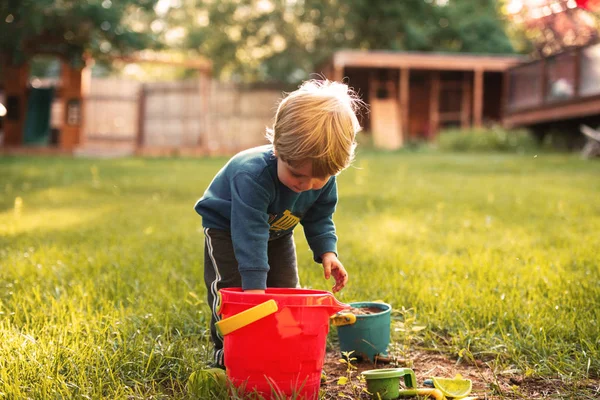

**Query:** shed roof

left=330, top=50, right=525, bottom=72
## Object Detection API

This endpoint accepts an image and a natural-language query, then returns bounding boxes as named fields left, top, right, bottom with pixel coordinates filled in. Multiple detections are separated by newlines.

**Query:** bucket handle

left=398, top=367, right=417, bottom=389
left=215, top=299, right=278, bottom=336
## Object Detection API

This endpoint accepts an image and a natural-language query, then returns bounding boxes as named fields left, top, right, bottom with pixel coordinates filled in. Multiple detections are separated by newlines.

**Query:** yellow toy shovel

left=421, top=374, right=474, bottom=399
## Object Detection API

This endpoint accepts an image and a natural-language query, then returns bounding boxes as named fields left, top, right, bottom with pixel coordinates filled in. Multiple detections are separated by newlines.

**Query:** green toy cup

left=331, top=301, right=391, bottom=361
left=361, top=368, right=417, bottom=400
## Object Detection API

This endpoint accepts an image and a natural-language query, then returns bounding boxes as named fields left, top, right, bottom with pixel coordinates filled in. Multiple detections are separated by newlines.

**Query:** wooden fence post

left=136, top=84, right=146, bottom=149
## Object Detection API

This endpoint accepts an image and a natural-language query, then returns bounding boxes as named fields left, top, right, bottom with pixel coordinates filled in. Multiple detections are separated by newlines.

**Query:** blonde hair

left=266, top=79, right=363, bottom=178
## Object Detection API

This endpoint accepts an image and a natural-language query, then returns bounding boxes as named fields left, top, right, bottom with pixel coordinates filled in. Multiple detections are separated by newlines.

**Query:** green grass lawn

left=1, top=152, right=599, bottom=398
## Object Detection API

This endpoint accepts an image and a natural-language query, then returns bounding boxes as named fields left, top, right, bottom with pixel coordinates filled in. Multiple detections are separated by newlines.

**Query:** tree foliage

left=0, top=0, right=160, bottom=66
left=0, top=0, right=518, bottom=81
left=181, top=0, right=516, bottom=83
left=500, top=0, right=599, bottom=57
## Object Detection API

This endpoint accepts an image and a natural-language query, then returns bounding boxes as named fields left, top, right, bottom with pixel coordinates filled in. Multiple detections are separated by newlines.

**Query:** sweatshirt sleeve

left=230, top=172, right=272, bottom=290
left=300, top=176, right=338, bottom=263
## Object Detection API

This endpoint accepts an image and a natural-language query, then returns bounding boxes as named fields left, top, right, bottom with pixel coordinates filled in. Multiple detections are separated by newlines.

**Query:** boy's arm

left=230, top=172, right=272, bottom=290
left=300, top=176, right=338, bottom=263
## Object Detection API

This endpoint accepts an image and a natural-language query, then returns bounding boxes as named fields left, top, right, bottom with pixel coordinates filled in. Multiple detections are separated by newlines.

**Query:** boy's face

left=277, top=159, right=330, bottom=193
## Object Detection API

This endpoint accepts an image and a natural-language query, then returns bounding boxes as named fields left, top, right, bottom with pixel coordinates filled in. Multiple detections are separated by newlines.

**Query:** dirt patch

left=347, top=306, right=386, bottom=315
left=320, top=349, right=600, bottom=399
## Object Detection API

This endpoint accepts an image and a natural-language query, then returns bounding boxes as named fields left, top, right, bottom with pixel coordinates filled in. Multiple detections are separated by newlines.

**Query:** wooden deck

left=503, top=41, right=600, bottom=128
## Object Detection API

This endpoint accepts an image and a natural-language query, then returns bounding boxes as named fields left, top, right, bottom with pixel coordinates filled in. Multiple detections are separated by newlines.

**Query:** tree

left=501, top=0, right=599, bottom=57
left=434, top=0, right=516, bottom=53
left=0, top=0, right=160, bottom=67
left=182, top=0, right=516, bottom=83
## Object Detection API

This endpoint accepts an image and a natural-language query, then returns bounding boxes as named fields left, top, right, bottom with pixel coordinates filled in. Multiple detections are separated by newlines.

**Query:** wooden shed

left=320, top=50, right=523, bottom=149
left=1, top=58, right=91, bottom=152
left=0, top=53, right=211, bottom=154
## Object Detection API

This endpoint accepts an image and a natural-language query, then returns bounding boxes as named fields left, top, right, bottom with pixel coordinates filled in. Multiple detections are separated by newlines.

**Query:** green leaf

left=337, top=376, right=349, bottom=385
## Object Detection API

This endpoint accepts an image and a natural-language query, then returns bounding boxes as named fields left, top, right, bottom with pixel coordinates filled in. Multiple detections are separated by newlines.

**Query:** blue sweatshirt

left=194, top=145, right=338, bottom=290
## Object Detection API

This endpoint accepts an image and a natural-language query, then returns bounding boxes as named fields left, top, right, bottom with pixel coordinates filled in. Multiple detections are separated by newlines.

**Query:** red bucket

left=217, top=288, right=349, bottom=399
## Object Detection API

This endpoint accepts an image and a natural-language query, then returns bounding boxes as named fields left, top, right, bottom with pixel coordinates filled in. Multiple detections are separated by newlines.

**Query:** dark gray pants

left=203, top=227, right=299, bottom=367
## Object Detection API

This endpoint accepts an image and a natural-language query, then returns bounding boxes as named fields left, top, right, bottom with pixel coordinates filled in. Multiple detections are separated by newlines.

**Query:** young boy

left=194, top=79, right=362, bottom=368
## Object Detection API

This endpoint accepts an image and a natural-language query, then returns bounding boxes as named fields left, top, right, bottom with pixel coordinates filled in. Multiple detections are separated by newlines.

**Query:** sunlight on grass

left=0, top=205, right=114, bottom=236
left=1, top=153, right=599, bottom=398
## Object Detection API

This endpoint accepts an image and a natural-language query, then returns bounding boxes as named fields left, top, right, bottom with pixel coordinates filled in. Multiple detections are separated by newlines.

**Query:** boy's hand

left=321, top=252, right=348, bottom=292
left=244, top=289, right=265, bottom=294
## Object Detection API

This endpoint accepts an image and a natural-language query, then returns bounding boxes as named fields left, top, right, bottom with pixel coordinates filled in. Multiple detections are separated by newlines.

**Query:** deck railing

left=505, top=42, right=600, bottom=114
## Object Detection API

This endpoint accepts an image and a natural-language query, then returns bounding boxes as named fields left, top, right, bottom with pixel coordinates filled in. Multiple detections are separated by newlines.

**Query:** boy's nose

left=309, top=178, right=325, bottom=190
left=297, top=177, right=325, bottom=192
left=298, top=181, right=311, bottom=191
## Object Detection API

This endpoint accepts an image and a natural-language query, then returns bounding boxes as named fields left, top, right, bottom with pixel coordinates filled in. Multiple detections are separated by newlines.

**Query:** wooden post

left=429, top=71, right=440, bottom=136
left=399, top=67, right=410, bottom=142
left=136, top=83, right=147, bottom=149
left=473, top=68, right=484, bottom=128
left=204, top=73, right=212, bottom=150
left=461, top=71, right=471, bottom=129
left=60, top=59, right=91, bottom=150
left=79, top=59, right=91, bottom=149
left=333, top=64, right=344, bottom=83
left=501, top=69, right=511, bottom=122
left=574, top=48, right=581, bottom=98
left=2, top=62, right=29, bottom=146
left=540, top=58, right=548, bottom=105
left=321, top=62, right=333, bottom=81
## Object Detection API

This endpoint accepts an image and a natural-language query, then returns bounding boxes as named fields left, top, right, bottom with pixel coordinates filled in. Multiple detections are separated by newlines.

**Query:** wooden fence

left=79, top=78, right=284, bottom=156
left=85, top=78, right=139, bottom=143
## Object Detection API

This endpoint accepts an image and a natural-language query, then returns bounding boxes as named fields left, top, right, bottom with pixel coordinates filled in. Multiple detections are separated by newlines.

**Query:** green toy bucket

left=331, top=301, right=391, bottom=361
left=361, top=368, right=416, bottom=400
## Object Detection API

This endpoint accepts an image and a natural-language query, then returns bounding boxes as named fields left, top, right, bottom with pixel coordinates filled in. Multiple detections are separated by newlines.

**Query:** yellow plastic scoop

left=431, top=374, right=472, bottom=398
left=330, top=312, right=357, bottom=326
